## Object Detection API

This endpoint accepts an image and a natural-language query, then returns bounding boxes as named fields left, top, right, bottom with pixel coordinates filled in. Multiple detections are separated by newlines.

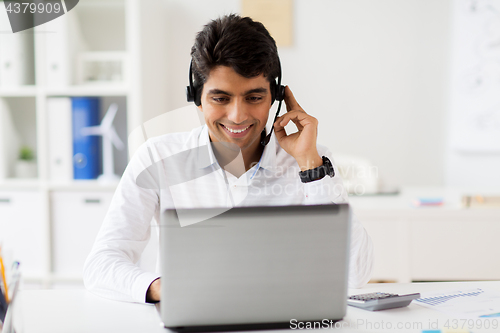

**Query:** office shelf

left=351, top=187, right=500, bottom=283
left=0, top=86, right=38, bottom=97
left=48, top=180, right=119, bottom=191
left=0, top=178, right=41, bottom=190
left=45, top=85, right=129, bottom=97
left=0, top=0, right=168, bottom=288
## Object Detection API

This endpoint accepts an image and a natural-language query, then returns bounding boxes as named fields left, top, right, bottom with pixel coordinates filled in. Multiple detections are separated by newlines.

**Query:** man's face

left=198, top=66, right=272, bottom=153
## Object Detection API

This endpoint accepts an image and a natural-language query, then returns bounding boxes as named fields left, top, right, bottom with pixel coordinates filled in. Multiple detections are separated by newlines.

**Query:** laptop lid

left=159, top=203, right=351, bottom=330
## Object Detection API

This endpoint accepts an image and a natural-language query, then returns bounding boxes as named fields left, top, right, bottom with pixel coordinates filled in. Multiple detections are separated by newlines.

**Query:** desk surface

left=12, top=281, right=500, bottom=333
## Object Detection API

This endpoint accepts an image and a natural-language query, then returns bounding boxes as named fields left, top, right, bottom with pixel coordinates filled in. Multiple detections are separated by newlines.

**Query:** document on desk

left=414, top=288, right=500, bottom=318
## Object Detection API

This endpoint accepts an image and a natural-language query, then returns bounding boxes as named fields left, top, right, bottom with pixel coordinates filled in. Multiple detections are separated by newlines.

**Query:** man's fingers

left=273, top=123, right=287, bottom=142
left=279, top=115, right=304, bottom=131
left=277, top=111, right=314, bottom=131
left=284, top=86, right=301, bottom=112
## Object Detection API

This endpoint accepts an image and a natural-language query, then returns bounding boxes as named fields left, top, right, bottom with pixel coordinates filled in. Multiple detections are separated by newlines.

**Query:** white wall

left=159, top=0, right=454, bottom=189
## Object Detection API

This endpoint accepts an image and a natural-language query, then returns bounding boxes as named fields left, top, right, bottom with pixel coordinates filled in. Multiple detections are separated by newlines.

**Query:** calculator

left=347, top=292, right=421, bottom=311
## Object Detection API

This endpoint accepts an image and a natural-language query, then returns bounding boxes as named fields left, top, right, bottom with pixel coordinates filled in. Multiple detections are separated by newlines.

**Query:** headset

left=186, top=59, right=286, bottom=146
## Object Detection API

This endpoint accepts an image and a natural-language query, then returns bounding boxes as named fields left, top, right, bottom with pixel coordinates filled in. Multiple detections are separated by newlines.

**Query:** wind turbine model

left=81, top=103, right=124, bottom=182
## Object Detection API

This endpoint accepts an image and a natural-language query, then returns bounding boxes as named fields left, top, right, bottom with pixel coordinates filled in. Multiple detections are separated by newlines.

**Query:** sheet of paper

left=414, top=288, right=500, bottom=318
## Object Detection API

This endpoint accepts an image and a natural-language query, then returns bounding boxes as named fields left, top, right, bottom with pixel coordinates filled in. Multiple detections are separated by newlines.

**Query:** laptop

left=159, top=203, right=351, bottom=331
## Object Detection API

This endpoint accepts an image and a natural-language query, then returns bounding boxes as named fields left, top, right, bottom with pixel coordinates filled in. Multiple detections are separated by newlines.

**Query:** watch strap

left=299, top=156, right=335, bottom=183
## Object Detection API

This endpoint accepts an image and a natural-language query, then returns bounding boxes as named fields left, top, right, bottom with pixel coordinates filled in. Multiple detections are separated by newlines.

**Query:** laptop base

left=165, top=319, right=342, bottom=332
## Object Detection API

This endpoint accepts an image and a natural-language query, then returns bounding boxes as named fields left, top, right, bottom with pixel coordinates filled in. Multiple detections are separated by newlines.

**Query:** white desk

left=11, top=281, right=500, bottom=333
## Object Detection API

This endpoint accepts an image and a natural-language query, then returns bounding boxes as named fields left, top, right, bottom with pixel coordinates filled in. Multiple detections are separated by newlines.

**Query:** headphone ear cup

left=186, top=86, right=195, bottom=103
left=270, top=80, right=285, bottom=105
left=276, top=85, right=285, bottom=102
left=187, top=60, right=202, bottom=106
left=194, top=86, right=202, bottom=106
left=270, top=80, right=277, bottom=105
left=187, top=84, right=202, bottom=106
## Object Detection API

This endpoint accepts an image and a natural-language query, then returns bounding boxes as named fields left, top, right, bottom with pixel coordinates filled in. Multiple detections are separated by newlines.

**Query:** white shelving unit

left=0, top=0, right=168, bottom=287
left=350, top=187, right=500, bottom=283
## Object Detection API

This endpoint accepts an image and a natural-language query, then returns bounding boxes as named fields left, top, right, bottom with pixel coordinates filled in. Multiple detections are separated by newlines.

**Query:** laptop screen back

left=160, top=204, right=351, bottom=328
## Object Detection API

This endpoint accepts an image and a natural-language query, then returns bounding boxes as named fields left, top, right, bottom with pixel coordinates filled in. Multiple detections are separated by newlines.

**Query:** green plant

left=19, top=146, right=34, bottom=161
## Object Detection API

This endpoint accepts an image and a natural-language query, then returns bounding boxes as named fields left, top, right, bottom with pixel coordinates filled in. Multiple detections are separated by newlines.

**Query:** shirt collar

left=196, top=125, right=216, bottom=169
left=194, top=125, right=278, bottom=171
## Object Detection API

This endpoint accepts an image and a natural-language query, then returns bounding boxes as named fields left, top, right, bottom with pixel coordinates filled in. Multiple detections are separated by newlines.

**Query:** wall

left=158, top=0, right=453, bottom=189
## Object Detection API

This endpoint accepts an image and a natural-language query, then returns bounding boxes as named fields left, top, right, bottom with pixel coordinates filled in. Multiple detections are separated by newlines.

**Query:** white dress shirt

left=83, top=125, right=374, bottom=303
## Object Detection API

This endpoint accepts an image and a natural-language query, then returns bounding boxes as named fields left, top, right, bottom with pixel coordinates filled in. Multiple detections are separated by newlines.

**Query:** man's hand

left=146, top=278, right=161, bottom=303
left=274, top=86, right=323, bottom=171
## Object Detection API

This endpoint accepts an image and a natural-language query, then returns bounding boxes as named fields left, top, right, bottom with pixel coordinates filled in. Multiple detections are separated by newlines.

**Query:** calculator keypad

left=348, top=292, right=398, bottom=301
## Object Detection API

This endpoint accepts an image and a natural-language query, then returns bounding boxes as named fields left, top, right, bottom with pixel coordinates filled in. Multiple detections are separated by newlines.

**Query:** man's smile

left=220, top=124, right=254, bottom=137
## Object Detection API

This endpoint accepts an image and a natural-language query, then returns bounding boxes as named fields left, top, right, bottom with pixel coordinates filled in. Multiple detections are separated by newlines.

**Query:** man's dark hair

left=190, top=14, right=280, bottom=90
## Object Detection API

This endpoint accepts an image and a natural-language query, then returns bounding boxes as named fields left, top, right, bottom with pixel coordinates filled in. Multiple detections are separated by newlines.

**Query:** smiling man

left=83, top=14, right=373, bottom=304
left=201, top=66, right=270, bottom=174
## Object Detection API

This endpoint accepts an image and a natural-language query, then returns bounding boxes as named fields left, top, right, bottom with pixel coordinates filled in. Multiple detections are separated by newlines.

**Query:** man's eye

left=247, top=96, right=263, bottom=102
left=212, top=97, right=228, bottom=103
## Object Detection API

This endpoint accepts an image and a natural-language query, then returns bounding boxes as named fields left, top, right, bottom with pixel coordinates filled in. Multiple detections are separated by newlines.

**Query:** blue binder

left=72, top=97, right=101, bottom=179
left=0, top=285, right=7, bottom=322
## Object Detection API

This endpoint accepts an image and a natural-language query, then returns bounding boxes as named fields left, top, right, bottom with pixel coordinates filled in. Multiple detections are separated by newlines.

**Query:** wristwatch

left=299, top=156, right=335, bottom=183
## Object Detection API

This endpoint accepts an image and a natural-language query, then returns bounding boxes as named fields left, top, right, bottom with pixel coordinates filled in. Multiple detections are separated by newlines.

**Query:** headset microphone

left=260, top=84, right=285, bottom=146
left=261, top=59, right=285, bottom=146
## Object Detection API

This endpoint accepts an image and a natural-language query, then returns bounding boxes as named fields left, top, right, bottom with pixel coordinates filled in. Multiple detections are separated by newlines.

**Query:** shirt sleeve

left=83, top=142, right=161, bottom=303
left=302, top=147, right=374, bottom=288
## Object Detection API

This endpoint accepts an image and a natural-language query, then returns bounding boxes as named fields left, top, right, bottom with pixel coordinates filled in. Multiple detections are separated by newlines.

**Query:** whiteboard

left=449, top=0, right=500, bottom=152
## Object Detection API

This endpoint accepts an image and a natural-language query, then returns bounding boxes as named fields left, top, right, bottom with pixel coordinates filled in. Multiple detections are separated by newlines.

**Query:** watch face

left=299, top=157, right=335, bottom=183
left=322, top=156, right=335, bottom=177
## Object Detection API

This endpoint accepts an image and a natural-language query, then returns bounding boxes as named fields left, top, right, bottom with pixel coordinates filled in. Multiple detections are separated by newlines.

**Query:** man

left=84, top=14, right=373, bottom=303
